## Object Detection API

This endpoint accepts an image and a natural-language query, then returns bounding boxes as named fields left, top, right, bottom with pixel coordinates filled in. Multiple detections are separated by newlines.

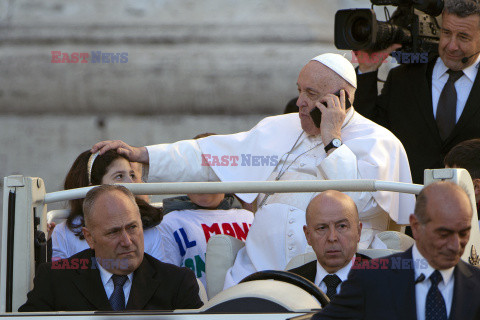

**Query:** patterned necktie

left=109, top=274, right=128, bottom=311
left=436, top=69, right=464, bottom=141
left=425, top=270, right=447, bottom=320
left=323, top=274, right=342, bottom=301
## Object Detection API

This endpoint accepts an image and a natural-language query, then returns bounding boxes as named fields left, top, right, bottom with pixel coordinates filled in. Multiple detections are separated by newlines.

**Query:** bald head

left=414, top=181, right=472, bottom=224
left=83, top=184, right=139, bottom=228
left=410, top=181, right=472, bottom=270
left=304, top=190, right=361, bottom=273
left=306, top=190, right=359, bottom=226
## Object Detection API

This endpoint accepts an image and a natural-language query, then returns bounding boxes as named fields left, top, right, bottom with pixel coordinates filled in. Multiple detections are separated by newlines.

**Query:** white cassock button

left=288, top=233, right=293, bottom=237
left=300, top=163, right=305, bottom=167
left=289, top=208, right=295, bottom=212
left=289, top=219, right=294, bottom=224
left=288, top=246, right=293, bottom=250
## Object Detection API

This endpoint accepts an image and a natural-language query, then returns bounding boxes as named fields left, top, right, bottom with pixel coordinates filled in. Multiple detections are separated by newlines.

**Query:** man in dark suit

left=19, top=184, right=203, bottom=312
left=289, top=191, right=369, bottom=301
left=354, top=0, right=480, bottom=184
left=313, top=181, right=480, bottom=320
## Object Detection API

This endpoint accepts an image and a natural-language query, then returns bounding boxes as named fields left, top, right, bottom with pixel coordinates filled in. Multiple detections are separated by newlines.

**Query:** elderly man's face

left=296, top=62, right=343, bottom=136
left=439, top=12, right=480, bottom=71
left=304, top=192, right=361, bottom=273
left=411, top=186, right=472, bottom=270
left=83, top=190, right=144, bottom=275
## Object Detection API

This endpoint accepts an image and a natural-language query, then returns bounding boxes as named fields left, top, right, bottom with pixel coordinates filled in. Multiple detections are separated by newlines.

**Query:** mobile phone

left=309, top=90, right=351, bottom=128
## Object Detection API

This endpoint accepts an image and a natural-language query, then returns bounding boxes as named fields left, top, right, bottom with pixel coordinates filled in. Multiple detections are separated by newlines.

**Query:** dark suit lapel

left=71, top=253, right=111, bottom=310
left=404, top=58, right=441, bottom=143
left=446, top=68, right=480, bottom=144
left=289, top=260, right=317, bottom=283
left=302, top=261, right=317, bottom=283
left=125, top=256, right=161, bottom=310
left=392, top=249, right=418, bottom=320
left=449, top=261, right=474, bottom=320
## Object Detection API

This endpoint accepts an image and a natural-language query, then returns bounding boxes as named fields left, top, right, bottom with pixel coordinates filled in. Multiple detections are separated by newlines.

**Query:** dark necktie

left=425, top=270, right=447, bottom=320
left=436, top=69, right=463, bottom=141
left=109, top=274, right=128, bottom=311
left=323, top=274, right=342, bottom=301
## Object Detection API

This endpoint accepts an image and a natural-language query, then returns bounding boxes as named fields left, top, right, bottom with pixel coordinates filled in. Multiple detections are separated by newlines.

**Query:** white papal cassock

left=146, top=109, right=415, bottom=287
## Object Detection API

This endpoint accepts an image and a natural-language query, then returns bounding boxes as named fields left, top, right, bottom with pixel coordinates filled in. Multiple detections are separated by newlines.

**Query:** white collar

left=434, top=55, right=480, bottom=83
left=412, top=244, right=454, bottom=285
left=96, top=257, right=133, bottom=286
left=315, top=255, right=355, bottom=285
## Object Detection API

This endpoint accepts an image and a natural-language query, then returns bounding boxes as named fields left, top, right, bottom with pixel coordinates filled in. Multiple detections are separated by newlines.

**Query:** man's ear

left=82, top=227, right=95, bottom=249
left=409, top=214, right=419, bottom=240
left=357, top=222, right=363, bottom=242
left=473, top=179, right=480, bottom=202
left=303, top=225, right=312, bottom=246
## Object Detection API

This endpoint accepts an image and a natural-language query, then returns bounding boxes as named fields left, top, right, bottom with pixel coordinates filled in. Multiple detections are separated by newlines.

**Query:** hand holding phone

left=310, top=90, right=351, bottom=128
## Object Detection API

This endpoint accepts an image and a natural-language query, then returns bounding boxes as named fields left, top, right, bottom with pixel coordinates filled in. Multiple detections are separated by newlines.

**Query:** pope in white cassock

left=92, top=53, right=415, bottom=288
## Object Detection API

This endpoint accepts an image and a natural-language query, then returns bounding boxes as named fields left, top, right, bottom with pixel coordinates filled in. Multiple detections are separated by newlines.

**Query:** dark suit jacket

left=354, top=58, right=480, bottom=184
left=18, top=249, right=203, bottom=312
left=313, top=248, right=480, bottom=320
left=289, top=253, right=371, bottom=283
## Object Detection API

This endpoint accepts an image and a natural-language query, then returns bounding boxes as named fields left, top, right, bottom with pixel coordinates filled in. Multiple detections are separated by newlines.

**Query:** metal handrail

left=43, top=179, right=423, bottom=204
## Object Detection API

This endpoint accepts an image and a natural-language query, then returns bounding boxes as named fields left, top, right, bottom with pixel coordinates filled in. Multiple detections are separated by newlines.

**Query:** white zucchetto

left=311, top=53, right=357, bottom=88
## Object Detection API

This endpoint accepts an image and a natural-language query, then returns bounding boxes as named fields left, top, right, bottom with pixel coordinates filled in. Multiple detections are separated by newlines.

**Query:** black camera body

left=335, top=0, right=443, bottom=58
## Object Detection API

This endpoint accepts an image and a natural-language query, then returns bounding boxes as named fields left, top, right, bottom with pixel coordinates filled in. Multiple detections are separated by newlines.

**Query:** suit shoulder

left=356, top=253, right=371, bottom=261
left=289, top=260, right=316, bottom=275
left=389, top=62, right=425, bottom=75
left=351, top=251, right=406, bottom=274
left=68, top=248, right=94, bottom=259
left=383, top=62, right=430, bottom=84
left=459, top=260, right=480, bottom=280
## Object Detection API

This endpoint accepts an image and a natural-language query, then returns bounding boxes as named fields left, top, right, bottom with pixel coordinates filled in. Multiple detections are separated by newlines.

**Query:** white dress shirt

left=432, top=55, right=480, bottom=122
left=314, top=256, right=355, bottom=295
left=96, top=261, right=133, bottom=305
left=412, top=244, right=455, bottom=320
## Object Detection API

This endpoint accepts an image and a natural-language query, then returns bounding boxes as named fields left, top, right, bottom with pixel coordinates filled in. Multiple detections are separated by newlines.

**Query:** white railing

left=43, top=179, right=424, bottom=204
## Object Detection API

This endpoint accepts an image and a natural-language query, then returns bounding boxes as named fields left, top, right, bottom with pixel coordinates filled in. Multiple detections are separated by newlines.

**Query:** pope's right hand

left=91, top=140, right=149, bottom=164
left=354, top=44, right=402, bottom=73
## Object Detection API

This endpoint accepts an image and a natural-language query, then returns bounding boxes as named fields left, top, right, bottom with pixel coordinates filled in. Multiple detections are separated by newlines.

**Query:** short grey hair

left=414, top=188, right=430, bottom=224
left=414, top=181, right=469, bottom=224
left=83, top=184, right=139, bottom=226
left=444, top=0, right=480, bottom=18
